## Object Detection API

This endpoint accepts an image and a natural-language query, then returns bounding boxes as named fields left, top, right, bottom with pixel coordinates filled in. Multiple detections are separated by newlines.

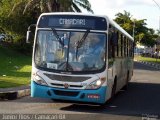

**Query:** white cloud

left=91, top=0, right=156, bottom=8
left=87, top=0, right=160, bottom=30
left=119, top=0, right=155, bottom=7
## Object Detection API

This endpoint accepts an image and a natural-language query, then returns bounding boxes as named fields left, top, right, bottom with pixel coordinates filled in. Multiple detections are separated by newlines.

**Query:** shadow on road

left=60, top=62, right=160, bottom=116
left=60, top=82, right=160, bottom=116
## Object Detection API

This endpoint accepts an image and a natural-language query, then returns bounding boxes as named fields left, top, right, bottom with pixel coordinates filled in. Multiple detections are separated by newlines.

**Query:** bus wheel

left=111, top=77, right=117, bottom=98
left=122, top=72, right=129, bottom=90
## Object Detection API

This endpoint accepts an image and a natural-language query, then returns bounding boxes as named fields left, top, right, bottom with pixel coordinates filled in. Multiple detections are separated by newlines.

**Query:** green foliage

left=0, top=0, right=93, bottom=54
left=19, top=0, right=93, bottom=13
left=114, top=11, right=158, bottom=47
left=115, top=11, right=133, bottom=35
left=136, top=56, right=160, bottom=64
left=0, top=0, right=36, bottom=34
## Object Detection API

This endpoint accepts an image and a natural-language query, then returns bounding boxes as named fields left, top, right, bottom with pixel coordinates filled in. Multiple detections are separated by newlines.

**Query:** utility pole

left=159, top=16, right=160, bottom=35
left=152, top=0, right=160, bottom=34
left=132, top=20, right=135, bottom=39
left=152, top=0, right=160, bottom=62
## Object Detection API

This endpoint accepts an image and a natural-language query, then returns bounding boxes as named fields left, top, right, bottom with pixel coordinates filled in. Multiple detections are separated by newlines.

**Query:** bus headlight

left=85, top=78, right=106, bottom=90
left=33, top=75, right=48, bottom=86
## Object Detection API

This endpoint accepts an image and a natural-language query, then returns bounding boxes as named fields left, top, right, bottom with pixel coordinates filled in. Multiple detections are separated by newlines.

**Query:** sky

left=82, top=0, right=160, bottom=31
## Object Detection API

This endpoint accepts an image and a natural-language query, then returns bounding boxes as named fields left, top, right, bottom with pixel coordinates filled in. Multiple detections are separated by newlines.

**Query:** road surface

left=0, top=62, right=160, bottom=120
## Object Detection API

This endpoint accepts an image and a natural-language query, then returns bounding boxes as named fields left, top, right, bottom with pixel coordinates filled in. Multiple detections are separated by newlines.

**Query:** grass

left=135, top=55, right=160, bottom=64
left=0, top=45, right=32, bottom=88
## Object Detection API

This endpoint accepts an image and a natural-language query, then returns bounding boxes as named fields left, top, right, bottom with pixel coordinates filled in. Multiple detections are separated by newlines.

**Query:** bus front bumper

left=31, top=81, right=107, bottom=104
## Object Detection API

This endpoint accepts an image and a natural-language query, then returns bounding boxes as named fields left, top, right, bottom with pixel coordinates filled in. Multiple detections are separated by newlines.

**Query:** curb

left=0, top=87, right=30, bottom=100
left=136, top=60, right=160, bottom=70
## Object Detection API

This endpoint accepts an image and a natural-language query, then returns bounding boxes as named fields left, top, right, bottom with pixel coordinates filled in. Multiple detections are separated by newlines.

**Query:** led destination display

left=38, top=15, right=107, bottom=30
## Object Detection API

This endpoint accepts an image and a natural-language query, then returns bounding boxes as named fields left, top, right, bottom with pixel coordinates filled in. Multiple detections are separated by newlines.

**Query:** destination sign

left=59, top=18, right=86, bottom=26
left=38, top=15, right=107, bottom=30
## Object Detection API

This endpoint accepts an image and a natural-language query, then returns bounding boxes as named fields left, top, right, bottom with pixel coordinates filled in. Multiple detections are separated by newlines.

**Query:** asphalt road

left=0, top=62, right=160, bottom=120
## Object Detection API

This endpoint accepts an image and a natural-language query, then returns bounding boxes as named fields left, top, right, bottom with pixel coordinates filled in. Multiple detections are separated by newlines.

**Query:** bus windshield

left=34, top=30, right=106, bottom=72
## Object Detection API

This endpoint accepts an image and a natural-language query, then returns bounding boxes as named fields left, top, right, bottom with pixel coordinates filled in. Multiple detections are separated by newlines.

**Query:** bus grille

left=53, top=90, right=79, bottom=97
left=51, top=83, right=83, bottom=88
left=44, top=73, right=91, bottom=82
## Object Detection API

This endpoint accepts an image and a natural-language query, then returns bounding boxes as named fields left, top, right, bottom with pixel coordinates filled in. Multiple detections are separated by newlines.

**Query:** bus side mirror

left=26, top=30, right=32, bottom=43
left=26, top=24, right=36, bottom=43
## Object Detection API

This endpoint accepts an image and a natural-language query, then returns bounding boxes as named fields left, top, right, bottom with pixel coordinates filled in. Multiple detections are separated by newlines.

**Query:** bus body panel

left=31, top=80, right=107, bottom=104
left=31, top=67, right=108, bottom=104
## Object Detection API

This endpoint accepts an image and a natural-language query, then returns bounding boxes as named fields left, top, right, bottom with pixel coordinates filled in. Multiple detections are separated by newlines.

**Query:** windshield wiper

left=51, top=28, right=64, bottom=47
left=75, top=29, right=90, bottom=60
left=76, top=29, right=90, bottom=48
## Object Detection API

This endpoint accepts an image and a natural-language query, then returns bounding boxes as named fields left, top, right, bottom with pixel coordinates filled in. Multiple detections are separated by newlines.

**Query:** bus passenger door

left=107, top=30, right=117, bottom=100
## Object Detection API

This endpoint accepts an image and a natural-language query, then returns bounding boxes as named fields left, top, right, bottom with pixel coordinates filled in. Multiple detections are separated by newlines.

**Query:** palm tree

left=71, top=0, right=93, bottom=13
left=9, top=0, right=93, bottom=16
left=115, top=10, right=132, bottom=25
left=114, top=11, right=133, bottom=35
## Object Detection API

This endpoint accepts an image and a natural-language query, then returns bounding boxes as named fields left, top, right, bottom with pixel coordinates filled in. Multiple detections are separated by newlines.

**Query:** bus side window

left=108, top=25, right=119, bottom=59
left=126, top=38, right=129, bottom=57
left=116, top=32, right=119, bottom=57
left=118, top=33, right=121, bottom=57
left=110, top=31, right=118, bottom=58
left=121, top=34, right=123, bottom=57
left=124, top=37, right=126, bottom=57
left=108, top=30, right=112, bottom=59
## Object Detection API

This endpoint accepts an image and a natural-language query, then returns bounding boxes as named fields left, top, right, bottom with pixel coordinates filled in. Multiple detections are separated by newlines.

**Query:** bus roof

left=107, top=17, right=134, bottom=41
left=39, top=12, right=134, bottom=41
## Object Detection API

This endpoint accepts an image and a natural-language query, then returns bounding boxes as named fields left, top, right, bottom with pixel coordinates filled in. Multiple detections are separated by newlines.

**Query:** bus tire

left=122, top=71, right=129, bottom=90
left=111, top=77, right=117, bottom=98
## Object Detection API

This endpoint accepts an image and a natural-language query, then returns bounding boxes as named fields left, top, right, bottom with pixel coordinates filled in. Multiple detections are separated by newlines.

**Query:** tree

left=6, top=0, right=93, bottom=34
left=115, top=10, right=133, bottom=35
left=4, top=0, right=93, bottom=39
left=114, top=11, right=158, bottom=47
left=9, top=0, right=93, bottom=16
left=0, top=0, right=93, bottom=53
left=0, top=0, right=35, bottom=36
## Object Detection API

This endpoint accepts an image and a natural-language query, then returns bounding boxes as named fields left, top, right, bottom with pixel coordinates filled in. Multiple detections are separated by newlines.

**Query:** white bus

left=27, top=12, right=134, bottom=104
